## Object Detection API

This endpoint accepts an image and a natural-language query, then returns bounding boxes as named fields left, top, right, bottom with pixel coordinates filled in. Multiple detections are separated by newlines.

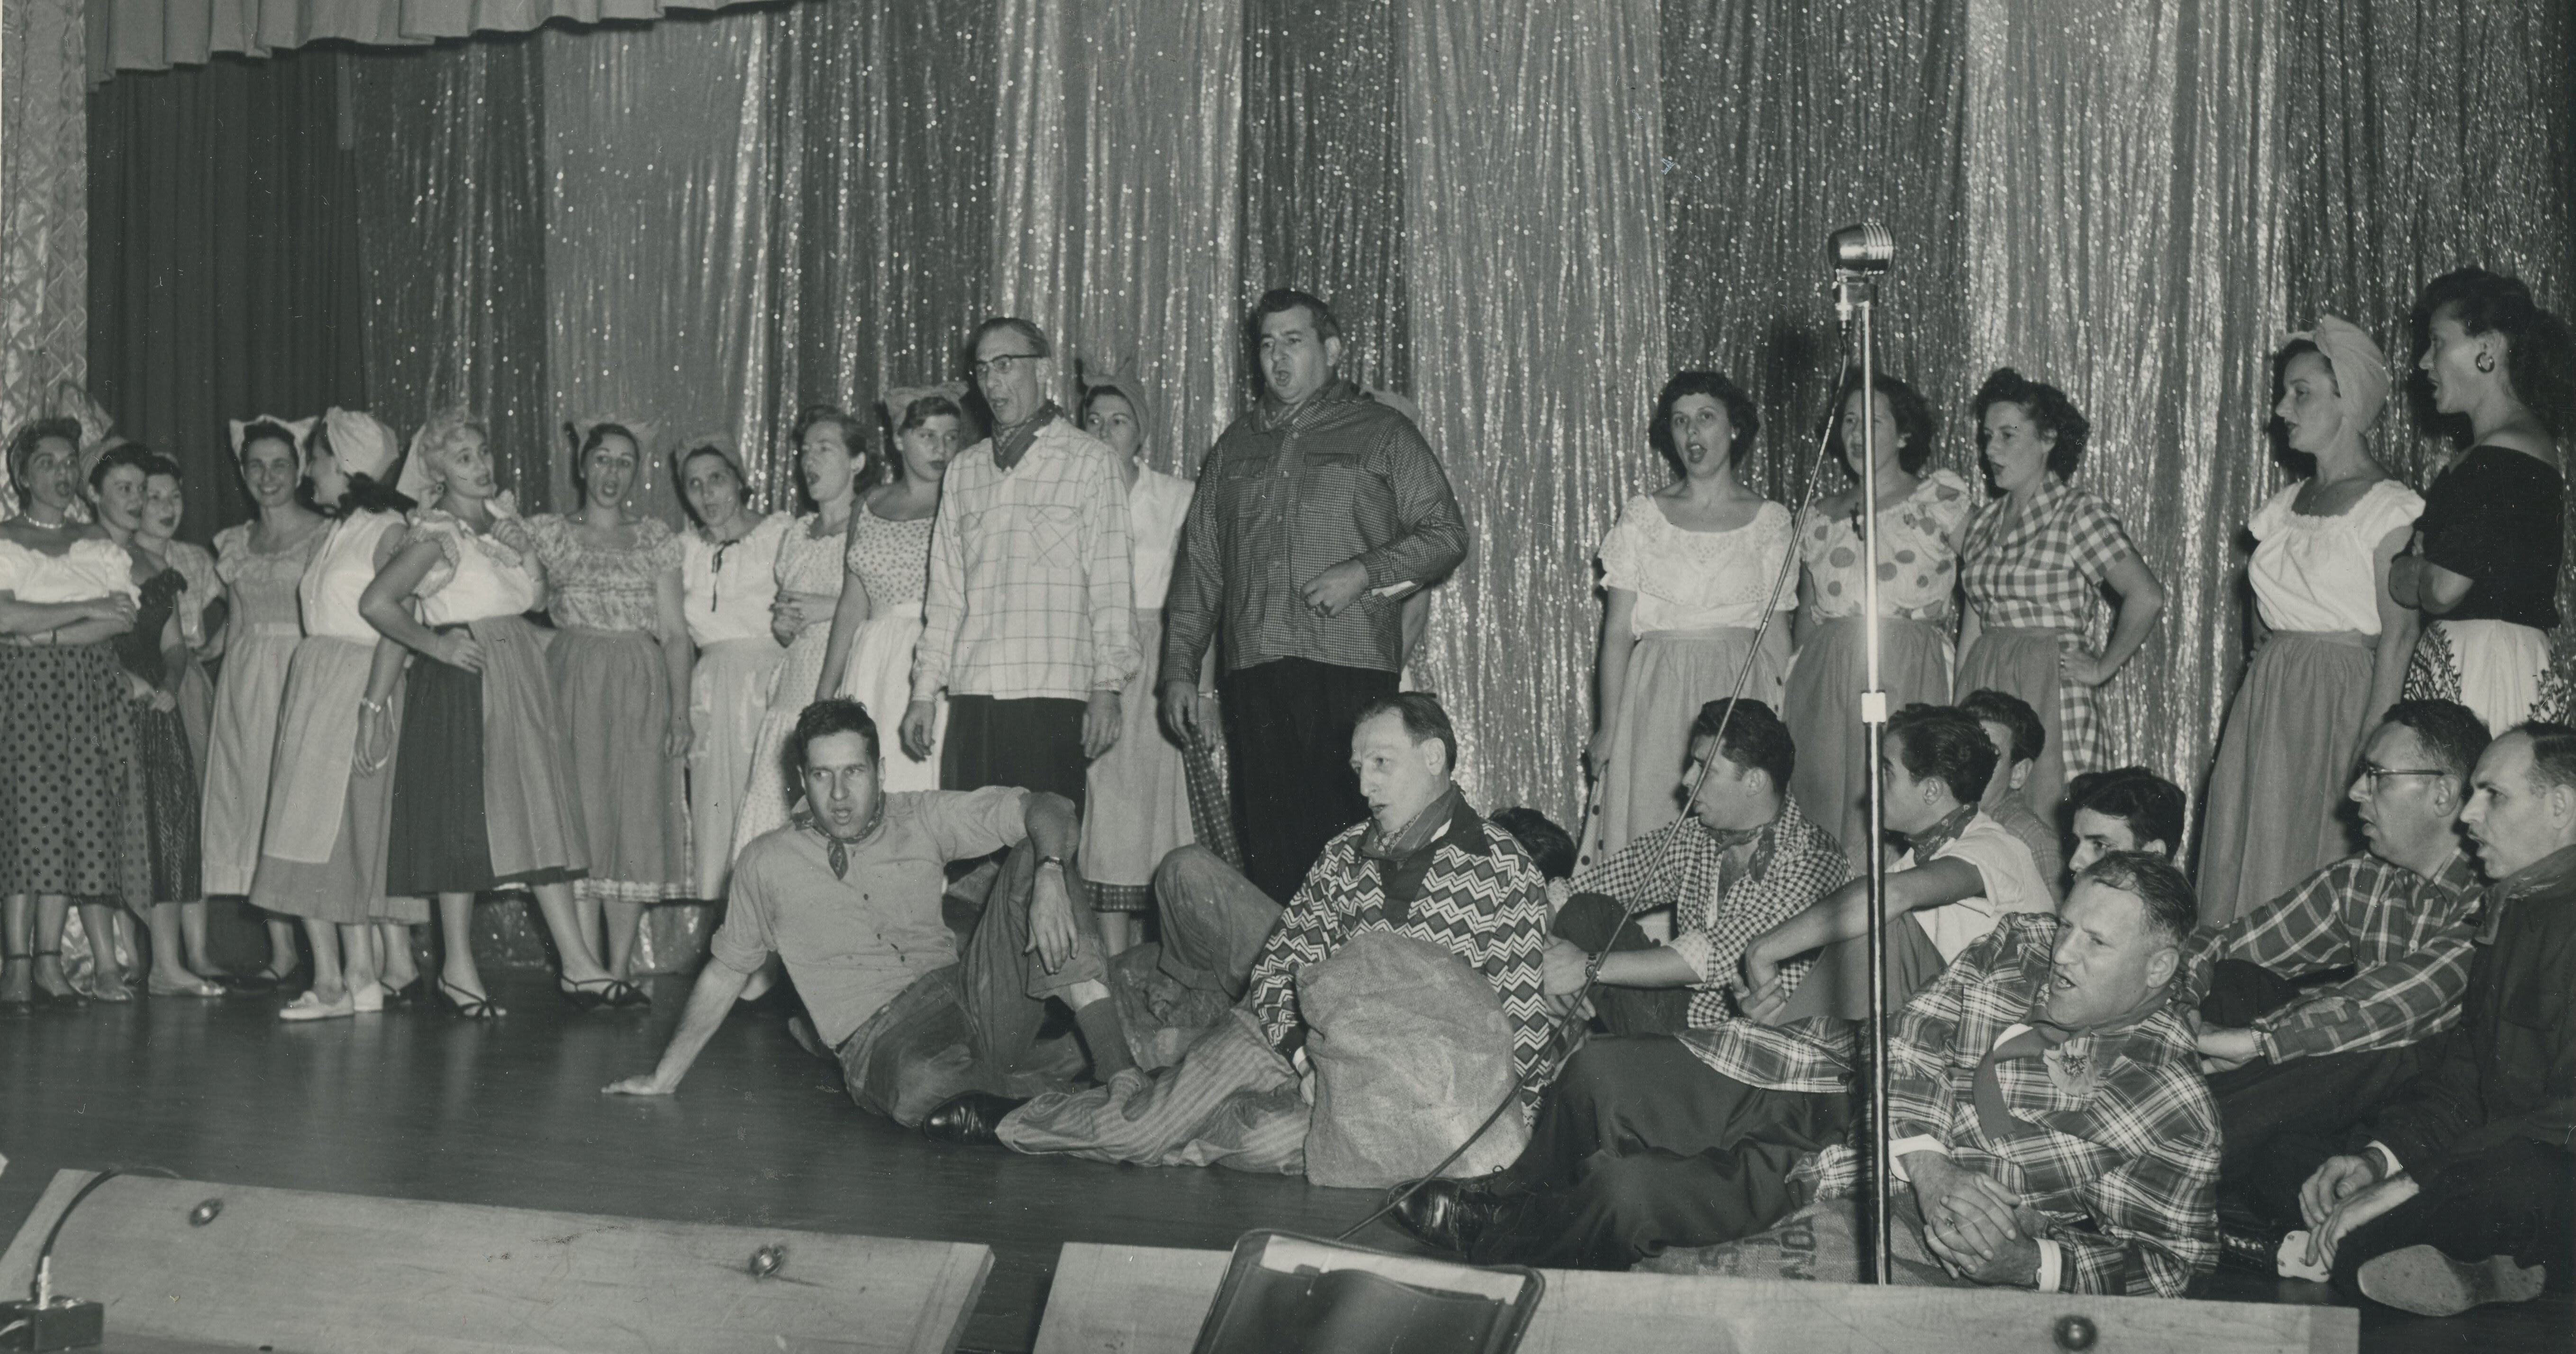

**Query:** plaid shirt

left=1163, top=380, right=1466, bottom=685
left=2185, top=850, right=2483, bottom=1061
left=1961, top=479, right=2135, bottom=774
left=1247, top=799, right=1554, bottom=1118
left=1569, top=795, right=1848, bottom=1026
left=914, top=418, right=1137, bottom=702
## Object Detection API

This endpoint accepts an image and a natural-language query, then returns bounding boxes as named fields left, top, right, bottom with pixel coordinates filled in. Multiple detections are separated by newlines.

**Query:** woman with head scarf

left=525, top=419, right=692, bottom=988
left=2390, top=268, right=2572, bottom=733
left=248, top=410, right=430, bottom=1019
left=816, top=387, right=962, bottom=794
left=201, top=415, right=328, bottom=987
left=0, top=417, right=140, bottom=1011
left=673, top=435, right=791, bottom=903
left=360, top=409, right=621, bottom=1016
left=2196, top=319, right=2424, bottom=927
left=1072, top=374, right=1197, bottom=952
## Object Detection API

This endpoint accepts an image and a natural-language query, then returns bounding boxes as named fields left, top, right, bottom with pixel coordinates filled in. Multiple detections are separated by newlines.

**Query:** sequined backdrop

left=1400, top=0, right=1669, bottom=818
left=0, top=0, right=90, bottom=486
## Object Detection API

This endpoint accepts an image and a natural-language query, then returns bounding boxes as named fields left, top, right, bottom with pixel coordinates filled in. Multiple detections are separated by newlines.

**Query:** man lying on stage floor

left=1543, top=698, right=1849, bottom=1038
left=2295, top=722, right=2576, bottom=1318
left=914, top=692, right=1555, bottom=1168
left=603, top=697, right=1145, bottom=1124
left=1395, top=853, right=2220, bottom=1296
left=2187, top=700, right=2488, bottom=1246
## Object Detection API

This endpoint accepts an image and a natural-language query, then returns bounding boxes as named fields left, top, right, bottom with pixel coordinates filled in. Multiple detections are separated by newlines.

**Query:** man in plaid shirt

left=2187, top=700, right=2491, bottom=1233
left=1541, top=698, right=1847, bottom=1035
left=1401, top=853, right=2218, bottom=1294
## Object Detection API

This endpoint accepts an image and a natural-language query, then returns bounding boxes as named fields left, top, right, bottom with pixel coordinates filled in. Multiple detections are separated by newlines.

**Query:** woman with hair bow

left=2198, top=319, right=2422, bottom=927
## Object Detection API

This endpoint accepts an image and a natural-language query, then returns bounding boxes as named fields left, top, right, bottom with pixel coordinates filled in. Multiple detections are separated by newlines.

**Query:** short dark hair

left=2074, top=850, right=2198, bottom=947
left=1652, top=370, right=1760, bottom=468
left=1885, top=703, right=2000, bottom=806
left=967, top=316, right=1053, bottom=361
left=2066, top=766, right=2187, bottom=852
left=7, top=416, right=83, bottom=507
left=792, top=403, right=866, bottom=450
left=568, top=421, right=642, bottom=503
left=1958, top=688, right=2046, bottom=767
left=1828, top=372, right=1939, bottom=477
left=789, top=696, right=881, bottom=781
left=140, top=452, right=185, bottom=485
left=1490, top=807, right=1576, bottom=880
left=235, top=419, right=300, bottom=463
left=1353, top=691, right=1457, bottom=773
left=89, top=442, right=158, bottom=494
left=1252, top=289, right=1342, bottom=344
left=2379, top=699, right=2490, bottom=791
left=898, top=394, right=962, bottom=435
left=2513, top=721, right=2576, bottom=797
left=1973, top=367, right=2091, bottom=481
left=2413, top=267, right=2576, bottom=440
left=1689, top=697, right=1795, bottom=797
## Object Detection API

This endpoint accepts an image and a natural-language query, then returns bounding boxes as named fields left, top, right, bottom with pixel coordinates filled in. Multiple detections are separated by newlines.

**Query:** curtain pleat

left=90, top=0, right=782, bottom=83
left=0, top=0, right=91, bottom=456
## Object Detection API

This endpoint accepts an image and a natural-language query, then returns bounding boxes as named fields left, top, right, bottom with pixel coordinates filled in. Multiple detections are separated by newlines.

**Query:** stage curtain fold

left=1962, top=0, right=2287, bottom=848
left=86, top=47, right=369, bottom=540
left=0, top=0, right=91, bottom=464
left=89, top=0, right=785, bottom=83
left=1398, top=0, right=1668, bottom=822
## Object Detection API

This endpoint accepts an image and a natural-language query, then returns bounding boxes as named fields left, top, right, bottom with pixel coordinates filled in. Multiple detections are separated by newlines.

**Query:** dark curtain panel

left=346, top=37, right=554, bottom=513
left=1659, top=0, right=1971, bottom=499
left=1239, top=0, right=1410, bottom=397
left=86, top=49, right=367, bottom=542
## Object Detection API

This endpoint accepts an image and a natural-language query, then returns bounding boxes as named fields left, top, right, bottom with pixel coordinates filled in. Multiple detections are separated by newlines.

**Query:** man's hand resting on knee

left=1027, top=860, right=1080, bottom=975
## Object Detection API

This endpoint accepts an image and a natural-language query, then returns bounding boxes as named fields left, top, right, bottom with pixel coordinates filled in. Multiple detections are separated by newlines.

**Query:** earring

left=2476, top=352, right=2496, bottom=374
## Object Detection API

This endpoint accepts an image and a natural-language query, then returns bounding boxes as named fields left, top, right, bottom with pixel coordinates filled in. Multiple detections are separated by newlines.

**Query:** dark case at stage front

left=1189, top=1229, right=1543, bottom=1354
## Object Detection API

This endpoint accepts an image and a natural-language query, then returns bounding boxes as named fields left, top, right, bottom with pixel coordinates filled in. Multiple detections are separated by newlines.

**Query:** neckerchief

left=1902, top=803, right=1980, bottom=865
left=991, top=401, right=1062, bottom=472
left=796, top=799, right=886, bottom=880
left=1359, top=783, right=1462, bottom=861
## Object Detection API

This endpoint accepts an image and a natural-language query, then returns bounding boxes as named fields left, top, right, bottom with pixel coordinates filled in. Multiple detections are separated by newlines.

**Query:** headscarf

left=321, top=408, right=400, bottom=485
left=1078, top=372, right=1159, bottom=452
left=2285, top=315, right=2390, bottom=434
left=228, top=415, right=318, bottom=463
left=671, top=432, right=749, bottom=526
left=395, top=407, right=472, bottom=504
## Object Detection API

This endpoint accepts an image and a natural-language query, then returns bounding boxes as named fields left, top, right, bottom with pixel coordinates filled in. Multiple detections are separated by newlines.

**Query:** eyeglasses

left=971, top=352, right=1043, bottom=379
left=2357, top=764, right=2449, bottom=793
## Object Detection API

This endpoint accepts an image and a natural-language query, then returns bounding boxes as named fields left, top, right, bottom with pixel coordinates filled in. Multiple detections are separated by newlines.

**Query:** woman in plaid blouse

left=1956, top=369, right=2166, bottom=821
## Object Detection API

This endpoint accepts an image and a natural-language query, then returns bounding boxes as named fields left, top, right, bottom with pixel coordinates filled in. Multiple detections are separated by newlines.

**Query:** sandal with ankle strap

left=557, top=977, right=641, bottom=1012
left=437, top=977, right=505, bottom=1020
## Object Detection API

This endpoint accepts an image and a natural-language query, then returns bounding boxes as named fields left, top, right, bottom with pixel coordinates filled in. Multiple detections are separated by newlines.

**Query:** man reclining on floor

left=915, top=692, right=1556, bottom=1170
left=602, top=697, right=1145, bottom=1124
left=1396, top=853, right=2221, bottom=1296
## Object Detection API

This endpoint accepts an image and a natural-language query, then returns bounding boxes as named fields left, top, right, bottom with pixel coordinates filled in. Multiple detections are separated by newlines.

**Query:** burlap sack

left=1300, top=931, right=1530, bottom=1189
left=1639, top=1194, right=1976, bottom=1287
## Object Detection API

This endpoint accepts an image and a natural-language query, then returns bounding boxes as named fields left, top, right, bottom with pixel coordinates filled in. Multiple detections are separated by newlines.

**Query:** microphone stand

left=1832, top=266, right=1893, bottom=1286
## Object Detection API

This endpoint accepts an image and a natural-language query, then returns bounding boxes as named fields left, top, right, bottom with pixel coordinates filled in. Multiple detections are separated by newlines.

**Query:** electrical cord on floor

left=26, top=1166, right=177, bottom=1305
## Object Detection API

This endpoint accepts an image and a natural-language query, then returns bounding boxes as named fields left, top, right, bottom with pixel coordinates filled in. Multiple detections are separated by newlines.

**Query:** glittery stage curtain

left=0, top=0, right=91, bottom=464
left=1659, top=0, right=1971, bottom=500
left=1399, top=0, right=1668, bottom=821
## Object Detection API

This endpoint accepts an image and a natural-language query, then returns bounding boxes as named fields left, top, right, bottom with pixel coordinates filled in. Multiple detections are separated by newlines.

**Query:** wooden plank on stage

left=1032, top=1242, right=2359, bottom=1354
left=0, top=1170, right=992, bottom=1354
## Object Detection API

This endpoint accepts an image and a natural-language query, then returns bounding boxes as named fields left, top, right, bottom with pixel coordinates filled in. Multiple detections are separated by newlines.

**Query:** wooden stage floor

left=3, top=972, right=2566, bottom=1353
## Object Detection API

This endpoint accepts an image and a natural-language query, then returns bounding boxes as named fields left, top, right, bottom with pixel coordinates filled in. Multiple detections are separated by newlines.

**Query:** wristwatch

left=1037, top=854, right=1067, bottom=872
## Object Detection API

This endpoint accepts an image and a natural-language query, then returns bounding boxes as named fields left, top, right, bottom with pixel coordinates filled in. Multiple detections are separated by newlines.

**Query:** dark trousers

left=942, top=694, right=1088, bottom=808
left=1217, top=658, right=1397, bottom=903
left=1551, top=892, right=1690, bottom=1036
left=2331, top=1138, right=2576, bottom=1298
left=2200, top=959, right=2437, bottom=1227
left=1470, top=1036, right=1853, bottom=1270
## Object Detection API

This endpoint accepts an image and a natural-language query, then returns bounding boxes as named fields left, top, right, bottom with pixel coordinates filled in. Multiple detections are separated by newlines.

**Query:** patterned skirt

left=549, top=627, right=690, bottom=904
left=1956, top=625, right=2094, bottom=819
left=1781, top=615, right=1954, bottom=868
left=2404, top=619, right=2565, bottom=734
left=129, top=698, right=202, bottom=903
left=0, top=642, right=147, bottom=904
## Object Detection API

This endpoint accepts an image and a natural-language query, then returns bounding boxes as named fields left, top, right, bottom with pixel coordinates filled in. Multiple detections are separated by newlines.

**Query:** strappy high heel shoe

left=436, top=977, right=503, bottom=1020
left=557, top=976, right=642, bottom=1011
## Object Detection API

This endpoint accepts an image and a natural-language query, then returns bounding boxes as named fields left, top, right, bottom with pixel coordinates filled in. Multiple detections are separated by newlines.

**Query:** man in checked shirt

left=2187, top=699, right=2491, bottom=1239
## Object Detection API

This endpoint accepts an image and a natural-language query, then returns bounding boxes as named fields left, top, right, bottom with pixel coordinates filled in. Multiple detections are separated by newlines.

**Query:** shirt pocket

left=1030, top=505, right=1082, bottom=571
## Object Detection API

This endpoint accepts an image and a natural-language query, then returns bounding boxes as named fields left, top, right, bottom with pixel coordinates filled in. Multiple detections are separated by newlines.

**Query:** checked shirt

left=1246, top=798, right=1553, bottom=1118
left=1960, top=478, right=2138, bottom=776
left=1568, top=795, right=1849, bottom=1027
left=2186, top=850, right=2483, bottom=1062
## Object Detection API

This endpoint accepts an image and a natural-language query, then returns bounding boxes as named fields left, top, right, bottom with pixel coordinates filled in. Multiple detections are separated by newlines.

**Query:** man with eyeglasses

left=1159, top=289, right=1467, bottom=903
left=2183, top=699, right=2490, bottom=1259
left=906, top=317, right=1137, bottom=807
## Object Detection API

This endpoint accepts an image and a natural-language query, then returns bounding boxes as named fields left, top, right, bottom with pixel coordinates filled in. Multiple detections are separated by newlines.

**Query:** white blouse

left=0, top=536, right=141, bottom=606
left=301, top=511, right=405, bottom=642
left=1599, top=494, right=1795, bottom=633
left=1127, top=468, right=1196, bottom=609
left=2246, top=479, right=2423, bottom=635
left=411, top=509, right=544, bottom=627
left=682, top=511, right=792, bottom=646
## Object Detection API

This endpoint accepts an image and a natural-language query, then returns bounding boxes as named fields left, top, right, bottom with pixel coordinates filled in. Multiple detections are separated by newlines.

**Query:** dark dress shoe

left=1390, top=1178, right=1512, bottom=1255
left=2216, top=1224, right=2288, bottom=1276
left=921, top=1092, right=1028, bottom=1146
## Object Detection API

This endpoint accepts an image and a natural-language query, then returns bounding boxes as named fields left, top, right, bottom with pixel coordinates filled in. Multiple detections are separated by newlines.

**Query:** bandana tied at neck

left=798, top=800, right=885, bottom=880
left=992, top=401, right=1063, bottom=471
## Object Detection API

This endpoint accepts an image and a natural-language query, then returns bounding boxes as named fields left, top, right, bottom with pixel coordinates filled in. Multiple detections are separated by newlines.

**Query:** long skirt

left=1781, top=615, right=1953, bottom=867
left=685, top=637, right=783, bottom=901
left=386, top=616, right=588, bottom=897
left=1082, top=608, right=1194, bottom=909
left=0, top=642, right=147, bottom=903
left=840, top=601, right=943, bottom=794
left=1580, top=626, right=1786, bottom=872
left=2198, top=631, right=2375, bottom=928
left=247, top=638, right=425, bottom=923
left=201, top=622, right=300, bottom=895
left=548, top=627, right=689, bottom=905
left=2404, top=618, right=2559, bottom=734
left=735, top=621, right=834, bottom=859
left=1956, top=625, right=2093, bottom=820
left=130, top=698, right=202, bottom=903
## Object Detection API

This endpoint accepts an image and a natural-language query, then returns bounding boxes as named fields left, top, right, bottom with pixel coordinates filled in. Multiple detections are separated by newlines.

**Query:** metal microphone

left=1828, top=222, right=1895, bottom=274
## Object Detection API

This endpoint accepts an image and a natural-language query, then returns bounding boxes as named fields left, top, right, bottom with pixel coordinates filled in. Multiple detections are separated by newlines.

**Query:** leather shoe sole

left=921, top=1091, right=1028, bottom=1147
left=2357, top=1245, right=2546, bottom=1317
